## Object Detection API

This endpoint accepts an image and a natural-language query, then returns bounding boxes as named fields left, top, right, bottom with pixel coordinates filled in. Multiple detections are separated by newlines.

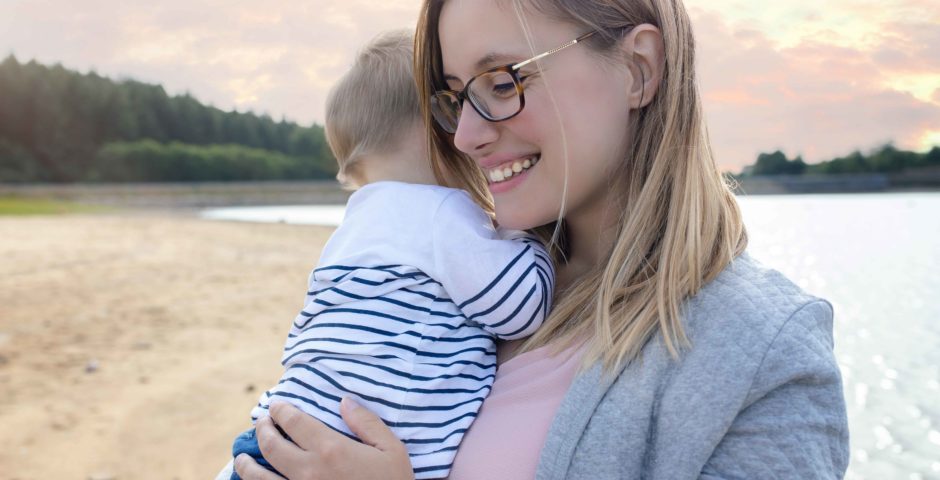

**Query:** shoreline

left=0, top=180, right=353, bottom=210
left=732, top=172, right=940, bottom=195
left=1, top=178, right=939, bottom=213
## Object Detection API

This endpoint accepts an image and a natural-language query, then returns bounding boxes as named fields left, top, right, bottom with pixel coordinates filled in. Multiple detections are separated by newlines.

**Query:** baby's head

left=325, top=30, right=434, bottom=189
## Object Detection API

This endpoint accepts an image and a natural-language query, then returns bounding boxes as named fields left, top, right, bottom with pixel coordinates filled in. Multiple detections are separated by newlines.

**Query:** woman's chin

left=494, top=204, right=558, bottom=232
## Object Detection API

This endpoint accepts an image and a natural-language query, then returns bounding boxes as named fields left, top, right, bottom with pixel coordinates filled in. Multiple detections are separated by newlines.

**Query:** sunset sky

left=1, top=0, right=938, bottom=171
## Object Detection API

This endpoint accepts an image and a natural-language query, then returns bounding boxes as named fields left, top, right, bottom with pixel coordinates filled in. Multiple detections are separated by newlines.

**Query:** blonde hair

left=325, top=29, right=421, bottom=187
left=415, top=0, right=748, bottom=371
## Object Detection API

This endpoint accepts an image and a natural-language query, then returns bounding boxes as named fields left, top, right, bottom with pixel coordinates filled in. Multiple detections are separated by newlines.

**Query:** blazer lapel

left=535, top=361, right=629, bottom=480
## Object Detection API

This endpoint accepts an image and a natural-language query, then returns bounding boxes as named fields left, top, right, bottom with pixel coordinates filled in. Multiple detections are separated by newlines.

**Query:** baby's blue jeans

left=230, top=427, right=282, bottom=480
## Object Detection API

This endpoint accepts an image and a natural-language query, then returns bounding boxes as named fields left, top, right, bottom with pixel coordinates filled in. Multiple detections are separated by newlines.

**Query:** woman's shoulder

left=540, top=252, right=848, bottom=479
left=683, top=251, right=834, bottom=365
left=693, top=251, right=824, bottom=314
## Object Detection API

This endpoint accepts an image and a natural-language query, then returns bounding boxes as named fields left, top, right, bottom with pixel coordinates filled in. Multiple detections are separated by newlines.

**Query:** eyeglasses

left=430, top=30, right=599, bottom=134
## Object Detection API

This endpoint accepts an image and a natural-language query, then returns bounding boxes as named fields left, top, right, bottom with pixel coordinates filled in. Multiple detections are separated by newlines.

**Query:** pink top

left=448, top=343, right=585, bottom=479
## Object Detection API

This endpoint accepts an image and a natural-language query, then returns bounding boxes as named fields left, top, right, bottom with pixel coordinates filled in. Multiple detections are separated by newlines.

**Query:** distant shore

left=0, top=180, right=352, bottom=210
left=1, top=175, right=939, bottom=212
left=733, top=169, right=940, bottom=195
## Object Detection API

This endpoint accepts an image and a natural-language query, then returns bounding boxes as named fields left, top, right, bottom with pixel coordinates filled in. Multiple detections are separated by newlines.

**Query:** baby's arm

left=431, top=192, right=554, bottom=340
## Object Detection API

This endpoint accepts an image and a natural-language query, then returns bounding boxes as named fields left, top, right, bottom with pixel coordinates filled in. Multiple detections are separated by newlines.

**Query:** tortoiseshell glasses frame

left=430, top=30, right=601, bottom=134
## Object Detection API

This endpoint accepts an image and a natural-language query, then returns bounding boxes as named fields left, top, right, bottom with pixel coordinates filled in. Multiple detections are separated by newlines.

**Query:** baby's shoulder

left=345, top=182, right=470, bottom=223
left=358, top=181, right=463, bottom=200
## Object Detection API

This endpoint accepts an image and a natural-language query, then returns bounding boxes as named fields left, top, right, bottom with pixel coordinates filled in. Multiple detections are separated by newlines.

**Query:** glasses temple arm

left=511, top=30, right=598, bottom=71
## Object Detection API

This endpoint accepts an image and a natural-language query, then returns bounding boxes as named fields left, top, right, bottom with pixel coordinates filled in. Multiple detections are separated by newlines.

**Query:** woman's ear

left=620, top=24, right=665, bottom=109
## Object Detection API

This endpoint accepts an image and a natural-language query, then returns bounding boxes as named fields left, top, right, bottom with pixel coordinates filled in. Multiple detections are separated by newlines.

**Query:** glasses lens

left=430, top=92, right=461, bottom=133
left=468, top=70, right=520, bottom=121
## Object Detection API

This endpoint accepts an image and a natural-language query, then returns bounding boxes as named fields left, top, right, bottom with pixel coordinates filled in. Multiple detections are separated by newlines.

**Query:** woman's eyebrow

left=443, top=51, right=525, bottom=83
left=475, top=52, right=521, bottom=70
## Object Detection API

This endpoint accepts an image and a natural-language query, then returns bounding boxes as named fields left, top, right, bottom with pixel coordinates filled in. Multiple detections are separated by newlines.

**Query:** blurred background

left=0, top=1, right=937, bottom=479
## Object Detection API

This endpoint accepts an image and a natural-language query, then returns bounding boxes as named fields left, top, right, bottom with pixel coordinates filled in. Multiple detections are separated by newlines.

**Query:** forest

left=0, top=55, right=335, bottom=182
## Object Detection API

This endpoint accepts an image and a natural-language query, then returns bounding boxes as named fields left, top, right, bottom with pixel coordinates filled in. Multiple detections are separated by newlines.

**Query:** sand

left=0, top=211, right=335, bottom=480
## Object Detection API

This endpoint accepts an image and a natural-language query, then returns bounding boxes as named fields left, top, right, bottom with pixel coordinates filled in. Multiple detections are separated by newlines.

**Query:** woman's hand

left=233, top=398, right=414, bottom=480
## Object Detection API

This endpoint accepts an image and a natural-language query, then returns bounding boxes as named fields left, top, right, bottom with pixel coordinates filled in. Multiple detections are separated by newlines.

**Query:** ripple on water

left=855, top=383, right=869, bottom=409
left=928, top=430, right=940, bottom=446
left=873, top=425, right=895, bottom=450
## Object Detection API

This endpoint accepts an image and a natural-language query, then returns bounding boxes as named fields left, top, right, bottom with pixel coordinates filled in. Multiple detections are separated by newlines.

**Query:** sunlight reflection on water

left=738, top=193, right=940, bottom=480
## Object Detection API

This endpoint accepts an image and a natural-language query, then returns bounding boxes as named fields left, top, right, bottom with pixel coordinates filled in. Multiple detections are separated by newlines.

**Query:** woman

left=235, top=0, right=850, bottom=478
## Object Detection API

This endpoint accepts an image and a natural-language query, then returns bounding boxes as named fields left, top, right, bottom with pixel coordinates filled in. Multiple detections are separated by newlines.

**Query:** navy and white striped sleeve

left=430, top=191, right=555, bottom=340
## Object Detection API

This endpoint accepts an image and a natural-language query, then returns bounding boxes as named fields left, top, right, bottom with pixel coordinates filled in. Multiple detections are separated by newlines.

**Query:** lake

left=202, top=192, right=940, bottom=479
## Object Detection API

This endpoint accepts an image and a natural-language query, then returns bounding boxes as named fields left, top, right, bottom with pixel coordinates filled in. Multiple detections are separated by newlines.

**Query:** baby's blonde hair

left=325, top=30, right=421, bottom=187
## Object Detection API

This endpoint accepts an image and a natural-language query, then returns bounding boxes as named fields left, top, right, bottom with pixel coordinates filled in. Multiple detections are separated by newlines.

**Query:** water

left=202, top=192, right=940, bottom=479
left=738, top=193, right=940, bottom=480
left=201, top=204, right=346, bottom=226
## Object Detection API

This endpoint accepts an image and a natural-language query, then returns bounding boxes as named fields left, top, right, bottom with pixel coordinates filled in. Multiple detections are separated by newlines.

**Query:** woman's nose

left=452, top=100, right=498, bottom=154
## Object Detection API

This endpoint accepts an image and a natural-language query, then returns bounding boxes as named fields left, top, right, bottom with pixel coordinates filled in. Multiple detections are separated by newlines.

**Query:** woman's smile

left=484, top=154, right=539, bottom=184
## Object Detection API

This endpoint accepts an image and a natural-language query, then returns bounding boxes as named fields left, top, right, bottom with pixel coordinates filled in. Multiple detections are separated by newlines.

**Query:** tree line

left=0, top=55, right=336, bottom=182
left=741, top=144, right=940, bottom=177
left=2, top=55, right=937, bottom=183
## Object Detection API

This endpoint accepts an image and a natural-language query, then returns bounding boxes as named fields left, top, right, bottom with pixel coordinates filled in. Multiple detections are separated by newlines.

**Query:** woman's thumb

left=340, top=397, right=399, bottom=451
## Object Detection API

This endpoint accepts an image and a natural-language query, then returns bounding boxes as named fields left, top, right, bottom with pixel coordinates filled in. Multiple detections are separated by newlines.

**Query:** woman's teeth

left=488, top=156, right=539, bottom=183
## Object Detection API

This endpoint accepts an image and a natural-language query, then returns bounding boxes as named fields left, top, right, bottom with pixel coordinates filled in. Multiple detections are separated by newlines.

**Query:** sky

left=1, top=0, right=938, bottom=172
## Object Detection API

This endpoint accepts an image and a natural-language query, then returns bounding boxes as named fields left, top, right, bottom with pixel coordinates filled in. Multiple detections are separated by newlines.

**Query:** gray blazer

left=536, top=253, right=850, bottom=479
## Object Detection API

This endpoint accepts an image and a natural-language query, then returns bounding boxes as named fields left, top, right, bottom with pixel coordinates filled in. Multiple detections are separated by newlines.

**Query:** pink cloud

left=0, top=0, right=421, bottom=124
left=691, top=8, right=940, bottom=171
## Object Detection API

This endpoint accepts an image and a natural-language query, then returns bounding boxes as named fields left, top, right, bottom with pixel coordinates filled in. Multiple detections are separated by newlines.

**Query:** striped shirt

left=249, top=181, right=554, bottom=479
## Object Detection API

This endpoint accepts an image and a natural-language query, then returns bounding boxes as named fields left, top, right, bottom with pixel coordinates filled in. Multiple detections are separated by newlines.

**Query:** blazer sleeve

left=430, top=191, right=554, bottom=340
left=699, top=300, right=850, bottom=479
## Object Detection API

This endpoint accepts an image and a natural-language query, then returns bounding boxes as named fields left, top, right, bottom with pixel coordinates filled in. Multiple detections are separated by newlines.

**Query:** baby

left=224, top=30, right=554, bottom=480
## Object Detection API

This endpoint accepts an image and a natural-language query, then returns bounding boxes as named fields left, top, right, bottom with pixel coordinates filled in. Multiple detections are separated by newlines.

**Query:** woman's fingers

left=340, top=398, right=404, bottom=454
left=254, top=414, right=310, bottom=479
left=339, top=398, right=414, bottom=480
left=253, top=400, right=413, bottom=480
left=267, top=401, right=340, bottom=451
left=233, top=453, right=287, bottom=480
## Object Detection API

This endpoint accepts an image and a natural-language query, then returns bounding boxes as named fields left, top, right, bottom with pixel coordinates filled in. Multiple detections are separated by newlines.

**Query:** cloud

left=0, top=0, right=937, bottom=171
left=689, top=6, right=940, bottom=170
left=0, top=0, right=423, bottom=123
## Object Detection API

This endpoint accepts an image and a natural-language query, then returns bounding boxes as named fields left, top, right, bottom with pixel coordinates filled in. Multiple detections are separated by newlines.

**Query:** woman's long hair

left=415, top=0, right=748, bottom=371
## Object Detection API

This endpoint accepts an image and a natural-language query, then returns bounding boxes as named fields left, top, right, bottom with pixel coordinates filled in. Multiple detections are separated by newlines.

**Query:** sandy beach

left=0, top=210, right=335, bottom=479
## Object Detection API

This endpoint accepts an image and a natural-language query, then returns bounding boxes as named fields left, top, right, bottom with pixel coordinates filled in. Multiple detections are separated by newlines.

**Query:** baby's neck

left=361, top=168, right=436, bottom=186
left=355, top=121, right=437, bottom=187
left=357, top=151, right=438, bottom=187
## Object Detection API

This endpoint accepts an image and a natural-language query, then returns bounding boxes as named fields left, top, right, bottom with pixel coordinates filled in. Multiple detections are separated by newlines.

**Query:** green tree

left=0, top=138, right=39, bottom=182
left=750, top=151, right=806, bottom=175
left=925, top=146, right=940, bottom=167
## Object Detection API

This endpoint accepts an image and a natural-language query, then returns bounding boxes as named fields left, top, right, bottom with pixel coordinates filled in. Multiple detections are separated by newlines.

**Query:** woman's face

left=438, top=0, right=634, bottom=231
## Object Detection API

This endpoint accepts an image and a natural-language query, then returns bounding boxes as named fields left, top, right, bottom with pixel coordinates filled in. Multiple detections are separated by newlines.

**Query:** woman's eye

left=491, top=82, right=516, bottom=97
